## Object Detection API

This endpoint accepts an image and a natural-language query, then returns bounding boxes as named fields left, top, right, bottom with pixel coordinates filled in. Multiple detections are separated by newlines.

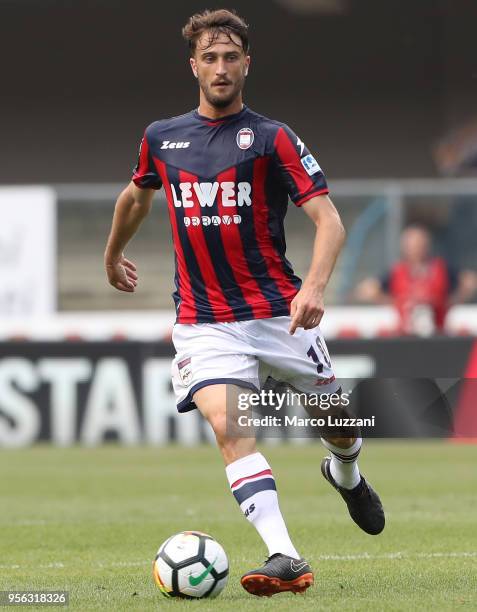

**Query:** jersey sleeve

left=131, top=131, right=162, bottom=190
left=272, top=124, right=329, bottom=206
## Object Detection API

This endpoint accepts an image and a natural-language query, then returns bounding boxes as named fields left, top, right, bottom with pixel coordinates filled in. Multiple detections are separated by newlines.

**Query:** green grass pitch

left=0, top=442, right=476, bottom=611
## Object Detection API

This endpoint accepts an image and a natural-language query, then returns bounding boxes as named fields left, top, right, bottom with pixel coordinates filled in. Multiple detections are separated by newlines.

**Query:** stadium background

left=3, top=0, right=476, bottom=182
left=1, top=0, right=477, bottom=443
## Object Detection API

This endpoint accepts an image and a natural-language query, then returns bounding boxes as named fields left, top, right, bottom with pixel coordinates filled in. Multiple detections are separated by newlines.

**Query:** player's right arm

left=104, top=182, right=154, bottom=292
left=105, top=127, right=163, bottom=292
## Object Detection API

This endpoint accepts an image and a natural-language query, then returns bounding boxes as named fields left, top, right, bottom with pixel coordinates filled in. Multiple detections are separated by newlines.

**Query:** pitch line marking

left=317, top=552, right=477, bottom=561
left=0, top=552, right=475, bottom=571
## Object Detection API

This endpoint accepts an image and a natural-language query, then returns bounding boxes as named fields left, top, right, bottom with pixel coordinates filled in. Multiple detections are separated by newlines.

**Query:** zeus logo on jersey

left=161, top=141, right=190, bottom=149
left=301, top=154, right=322, bottom=176
left=171, top=182, right=252, bottom=208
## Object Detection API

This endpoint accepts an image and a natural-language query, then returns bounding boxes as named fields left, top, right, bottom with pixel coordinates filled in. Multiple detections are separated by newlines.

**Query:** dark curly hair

left=182, top=9, right=249, bottom=55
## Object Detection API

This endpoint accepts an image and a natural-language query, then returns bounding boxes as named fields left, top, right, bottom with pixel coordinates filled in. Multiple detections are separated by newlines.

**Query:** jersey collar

left=193, top=105, right=249, bottom=126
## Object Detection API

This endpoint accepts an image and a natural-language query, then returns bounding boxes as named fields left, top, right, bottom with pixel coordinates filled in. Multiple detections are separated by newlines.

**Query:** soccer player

left=104, top=9, right=385, bottom=597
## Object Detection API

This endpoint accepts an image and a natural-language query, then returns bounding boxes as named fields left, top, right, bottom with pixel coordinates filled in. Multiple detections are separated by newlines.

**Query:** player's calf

left=225, top=451, right=300, bottom=560
left=194, top=384, right=302, bottom=573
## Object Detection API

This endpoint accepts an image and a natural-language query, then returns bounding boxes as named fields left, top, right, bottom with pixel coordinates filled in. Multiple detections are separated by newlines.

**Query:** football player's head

left=183, top=9, right=250, bottom=109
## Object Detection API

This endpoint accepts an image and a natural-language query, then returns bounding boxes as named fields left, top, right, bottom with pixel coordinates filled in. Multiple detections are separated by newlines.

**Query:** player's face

left=190, top=31, right=250, bottom=108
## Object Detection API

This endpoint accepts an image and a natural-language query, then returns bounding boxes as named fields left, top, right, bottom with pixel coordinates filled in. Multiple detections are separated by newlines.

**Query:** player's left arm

left=289, top=195, right=346, bottom=335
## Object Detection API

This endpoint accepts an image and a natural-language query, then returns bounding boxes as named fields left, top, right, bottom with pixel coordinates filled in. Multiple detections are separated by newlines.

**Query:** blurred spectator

left=434, top=118, right=477, bottom=272
left=354, top=225, right=477, bottom=335
left=434, top=118, right=477, bottom=176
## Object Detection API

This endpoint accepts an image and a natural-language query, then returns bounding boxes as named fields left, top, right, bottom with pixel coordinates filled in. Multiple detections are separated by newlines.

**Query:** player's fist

left=105, top=254, right=138, bottom=292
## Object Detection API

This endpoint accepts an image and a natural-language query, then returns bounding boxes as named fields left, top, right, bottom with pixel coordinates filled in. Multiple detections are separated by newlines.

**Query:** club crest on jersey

left=236, top=127, right=254, bottom=150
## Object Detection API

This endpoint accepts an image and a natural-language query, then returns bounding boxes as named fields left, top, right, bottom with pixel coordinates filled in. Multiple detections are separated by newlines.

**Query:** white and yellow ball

left=153, top=531, right=229, bottom=599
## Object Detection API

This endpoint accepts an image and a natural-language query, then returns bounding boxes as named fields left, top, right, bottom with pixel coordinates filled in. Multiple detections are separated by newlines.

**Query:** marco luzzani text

left=236, top=390, right=375, bottom=429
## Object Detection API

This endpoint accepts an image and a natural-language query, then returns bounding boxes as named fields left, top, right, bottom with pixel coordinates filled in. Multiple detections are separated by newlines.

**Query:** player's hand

left=289, top=284, right=325, bottom=335
left=105, top=254, right=138, bottom=292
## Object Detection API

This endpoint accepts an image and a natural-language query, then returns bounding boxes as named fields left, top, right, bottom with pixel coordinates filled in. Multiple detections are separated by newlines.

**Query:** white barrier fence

left=0, top=305, right=476, bottom=341
left=0, top=187, right=56, bottom=316
left=1, top=179, right=476, bottom=338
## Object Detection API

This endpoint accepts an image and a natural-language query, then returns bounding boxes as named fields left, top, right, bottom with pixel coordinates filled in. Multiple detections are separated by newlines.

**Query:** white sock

left=225, top=452, right=300, bottom=559
left=321, top=437, right=362, bottom=490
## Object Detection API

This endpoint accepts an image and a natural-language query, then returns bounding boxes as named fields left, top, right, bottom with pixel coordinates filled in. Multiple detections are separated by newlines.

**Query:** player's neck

left=197, top=95, right=244, bottom=120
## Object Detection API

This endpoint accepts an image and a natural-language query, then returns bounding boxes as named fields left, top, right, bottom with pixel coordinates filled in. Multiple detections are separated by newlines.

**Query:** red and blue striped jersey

left=132, top=105, right=329, bottom=324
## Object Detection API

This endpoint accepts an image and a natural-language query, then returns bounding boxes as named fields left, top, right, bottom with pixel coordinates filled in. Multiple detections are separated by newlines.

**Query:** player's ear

left=190, top=57, right=198, bottom=78
left=244, top=55, right=251, bottom=77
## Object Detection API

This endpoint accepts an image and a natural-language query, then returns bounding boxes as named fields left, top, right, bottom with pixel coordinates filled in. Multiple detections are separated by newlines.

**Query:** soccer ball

left=153, top=531, right=229, bottom=599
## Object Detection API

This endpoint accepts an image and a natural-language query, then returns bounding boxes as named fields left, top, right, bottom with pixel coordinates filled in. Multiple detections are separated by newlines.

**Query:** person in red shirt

left=356, top=225, right=477, bottom=334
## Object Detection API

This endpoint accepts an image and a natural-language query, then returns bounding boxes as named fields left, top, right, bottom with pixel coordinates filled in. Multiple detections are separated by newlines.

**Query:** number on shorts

left=315, top=336, right=331, bottom=368
left=307, top=336, right=331, bottom=373
left=307, top=345, right=323, bottom=373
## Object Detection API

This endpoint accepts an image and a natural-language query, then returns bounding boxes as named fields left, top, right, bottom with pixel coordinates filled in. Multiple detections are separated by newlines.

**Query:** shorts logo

left=178, top=357, right=192, bottom=386
left=315, top=374, right=336, bottom=387
left=236, top=128, right=254, bottom=150
left=301, top=154, right=321, bottom=176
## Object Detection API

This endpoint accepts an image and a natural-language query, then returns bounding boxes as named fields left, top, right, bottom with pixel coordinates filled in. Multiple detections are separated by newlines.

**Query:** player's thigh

left=171, top=322, right=259, bottom=414
left=253, top=316, right=338, bottom=394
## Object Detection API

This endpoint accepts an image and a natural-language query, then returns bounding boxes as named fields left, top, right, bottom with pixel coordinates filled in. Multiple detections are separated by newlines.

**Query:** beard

left=198, top=74, right=246, bottom=109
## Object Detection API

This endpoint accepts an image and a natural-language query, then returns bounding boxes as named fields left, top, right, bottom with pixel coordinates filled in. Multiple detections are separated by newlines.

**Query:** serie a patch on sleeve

left=301, top=154, right=322, bottom=176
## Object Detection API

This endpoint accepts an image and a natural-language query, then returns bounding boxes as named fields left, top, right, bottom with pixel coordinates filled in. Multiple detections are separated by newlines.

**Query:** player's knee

left=206, top=409, right=228, bottom=441
left=205, top=410, right=249, bottom=459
